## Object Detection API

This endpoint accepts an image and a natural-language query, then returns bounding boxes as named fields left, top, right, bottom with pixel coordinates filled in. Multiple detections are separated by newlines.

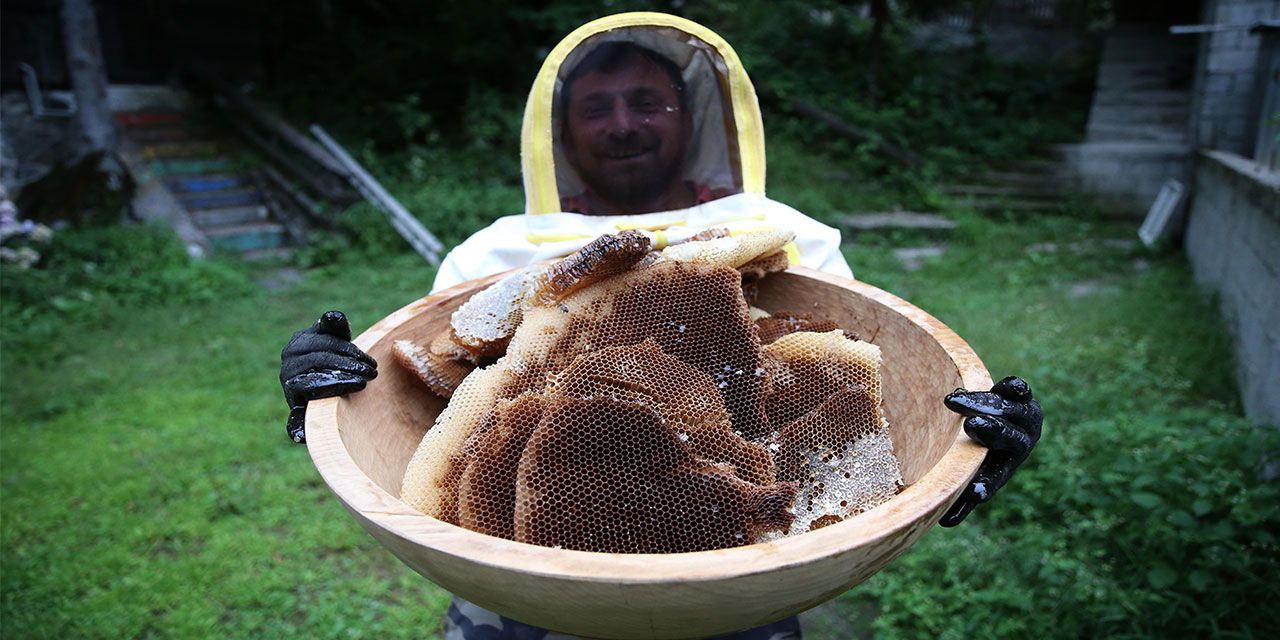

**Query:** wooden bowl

left=306, top=265, right=990, bottom=639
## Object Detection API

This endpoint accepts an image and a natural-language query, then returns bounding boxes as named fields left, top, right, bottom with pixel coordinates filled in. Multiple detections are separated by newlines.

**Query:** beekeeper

left=280, top=13, right=1042, bottom=640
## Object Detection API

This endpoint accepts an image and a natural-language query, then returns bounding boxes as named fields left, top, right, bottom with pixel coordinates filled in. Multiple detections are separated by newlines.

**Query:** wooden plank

left=1138, top=179, right=1186, bottom=247
left=218, top=111, right=356, bottom=203
left=259, top=164, right=331, bottom=226
left=310, top=125, right=443, bottom=265
left=208, top=78, right=348, bottom=176
left=252, top=169, right=311, bottom=245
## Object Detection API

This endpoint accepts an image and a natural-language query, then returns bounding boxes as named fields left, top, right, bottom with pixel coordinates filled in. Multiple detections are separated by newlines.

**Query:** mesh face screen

left=399, top=232, right=903, bottom=553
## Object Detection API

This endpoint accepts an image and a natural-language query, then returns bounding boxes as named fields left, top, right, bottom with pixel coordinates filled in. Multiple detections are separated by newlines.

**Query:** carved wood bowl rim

left=305, top=265, right=989, bottom=586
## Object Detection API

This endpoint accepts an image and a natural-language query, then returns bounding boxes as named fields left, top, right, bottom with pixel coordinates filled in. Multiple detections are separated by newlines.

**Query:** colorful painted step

left=149, top=158, right=239, bottom=176
left=177, top=188, right=262, bottom=210
left=115, top=111, right=184, bottom=127
left=127, top=127, right=188, bottom=143
left=190, top=205, right=268, bottom=228
left=204, top=222, right=286, bottom=253
left=164, top=174, right=250, bottom=192
left=142, top=141, right=220, bottom=159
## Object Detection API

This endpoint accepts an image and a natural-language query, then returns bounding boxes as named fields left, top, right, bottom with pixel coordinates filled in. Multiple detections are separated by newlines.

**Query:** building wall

left=1184, top=149, right=1280, bottom=425
left=1190, top=0, right=1280, bottom=154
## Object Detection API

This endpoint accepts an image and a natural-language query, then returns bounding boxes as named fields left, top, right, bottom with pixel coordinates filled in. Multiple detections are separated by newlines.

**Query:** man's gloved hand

left=939, top=376, right=1042, bottom=527
left=280, top=311, right=378, bottom=444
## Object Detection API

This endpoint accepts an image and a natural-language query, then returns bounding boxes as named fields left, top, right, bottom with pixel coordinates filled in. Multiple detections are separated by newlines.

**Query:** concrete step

left=1086, top=122, right=1186, bottom=144
left=1095, top=61, right=1192, bottom=77
left=944, top=183, right=1063, bottom=199
left=1091, top=89, right=1190, bottom=107
left=1006, top=158, right=1066, bottom=174
left=204, top=221, right=287, bottom=253
left=892, top=245, right=947, bottom=272
left=842, top=212, right=957, bottom=231
left=974, top=170, right=1067, bottom=186
left=1102, top=35, right=1196, bottom=46
left=1096, top=67, right=1193, bottom=83
left=1101, top=42, right=1196, bottom=56
left=1094, top=75, right=1189, bottom=92
left=190, top=205, right=269, bottom=228
left=1100, top=52, right=1197, bottom=67
left=1088, top=104, right=1189, bottom=125
left=176, top=187, right=262, bottom=210
left=1052, top=141, right=1192, bottom=164
left=956, top=198, right=1065, bottom=213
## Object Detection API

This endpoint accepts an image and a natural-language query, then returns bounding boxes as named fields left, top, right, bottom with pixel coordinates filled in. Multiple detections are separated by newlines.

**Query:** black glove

left=938, top=375, right=1042, bottom=527
left=280, top=311, right=378, bottom=444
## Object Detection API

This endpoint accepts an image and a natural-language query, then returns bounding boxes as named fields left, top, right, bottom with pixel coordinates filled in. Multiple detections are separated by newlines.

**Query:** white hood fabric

left=431, top=192, right=853, bottom=291
left=430, top=13, right=853, bottom=293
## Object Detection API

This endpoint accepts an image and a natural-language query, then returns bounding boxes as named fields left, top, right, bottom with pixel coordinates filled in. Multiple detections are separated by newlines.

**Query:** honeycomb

left=755, top=312, right=843, bottom=345
left=399, top=231, right=903, bottom=553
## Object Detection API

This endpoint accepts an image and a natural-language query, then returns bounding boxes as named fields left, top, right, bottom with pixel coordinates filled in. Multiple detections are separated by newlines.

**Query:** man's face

left=561, top=54, right=693, bottom=207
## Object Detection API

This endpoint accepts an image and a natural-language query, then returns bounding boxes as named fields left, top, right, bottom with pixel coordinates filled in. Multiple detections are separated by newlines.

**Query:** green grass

left=2, top=140, right=1277, bottom=639
left=834, top=211, right=1279, bottom=639
left=1, top=251, right=448, bottom=639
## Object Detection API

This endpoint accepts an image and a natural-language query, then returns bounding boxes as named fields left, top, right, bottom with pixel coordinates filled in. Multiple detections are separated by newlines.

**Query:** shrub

left=0, top=222, right=253, bottom=363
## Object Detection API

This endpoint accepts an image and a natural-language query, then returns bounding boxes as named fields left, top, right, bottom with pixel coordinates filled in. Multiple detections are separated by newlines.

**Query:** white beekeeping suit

left=431, top=12, right=852, bottom=294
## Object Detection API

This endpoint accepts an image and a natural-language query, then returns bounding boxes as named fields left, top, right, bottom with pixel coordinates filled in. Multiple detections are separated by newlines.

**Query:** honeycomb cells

left=450, top=263, right=550, bottom=358
left=755, top=312, right=843, bottom=345
left=514, top=397, right=796, bottom=553
left=660, top=228, right=794, bottom=268
left=512, top=259, right=770, bottom=439
left=457, top=392, right=549, bottom=539
left=392, top=339, right=472, bottom=399
left=762, top=330, right=885, bottom=428
left=399, top=233, right=903, bottom=554
left=526, top=229, right=652, bottom=306
left=546, top=340, right=775, bottom=486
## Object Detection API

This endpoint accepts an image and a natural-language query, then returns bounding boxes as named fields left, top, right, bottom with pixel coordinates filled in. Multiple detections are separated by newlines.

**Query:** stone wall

left=1190, top=0, right=1280, bottom=155
left=1184, top=149, right=1280, bottom=425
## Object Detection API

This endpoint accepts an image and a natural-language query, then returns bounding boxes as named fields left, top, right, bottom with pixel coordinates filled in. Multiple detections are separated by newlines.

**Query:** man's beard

left=581, top=146, right=685, bottom=209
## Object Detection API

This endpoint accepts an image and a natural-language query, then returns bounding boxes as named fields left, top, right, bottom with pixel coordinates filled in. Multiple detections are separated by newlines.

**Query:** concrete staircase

left=117, top=109, right=296, bottom=260
left=1055, top=22, right=1196, bottom=215
left=942, top=157, right=1075, bottom=215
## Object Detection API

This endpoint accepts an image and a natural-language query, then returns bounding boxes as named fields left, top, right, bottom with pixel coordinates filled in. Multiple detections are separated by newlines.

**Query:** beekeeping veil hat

left=431, top=13, right=851, bottom=292
left=522, top=12, right=764, bottom=214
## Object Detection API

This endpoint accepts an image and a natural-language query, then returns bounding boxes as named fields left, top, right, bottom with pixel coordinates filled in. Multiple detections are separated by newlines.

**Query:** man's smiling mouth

left=601, top=149, right=651, bottom=160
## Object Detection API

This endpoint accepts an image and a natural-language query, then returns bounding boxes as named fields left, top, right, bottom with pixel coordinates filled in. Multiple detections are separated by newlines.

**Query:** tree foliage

left=256, top=0, right=1097, bottom=180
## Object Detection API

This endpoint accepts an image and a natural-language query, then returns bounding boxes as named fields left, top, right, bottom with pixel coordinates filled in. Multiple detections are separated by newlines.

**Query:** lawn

left=2, top=139, right=1277, bottom=639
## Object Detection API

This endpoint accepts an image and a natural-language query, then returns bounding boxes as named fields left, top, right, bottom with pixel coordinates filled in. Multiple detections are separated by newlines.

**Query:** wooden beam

left=310, top=125, right=443, bottom=265
left=217, top=106, right=356, bottom=204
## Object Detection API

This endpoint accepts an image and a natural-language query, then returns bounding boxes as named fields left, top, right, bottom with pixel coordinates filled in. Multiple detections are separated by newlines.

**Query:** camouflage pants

left=442, top=597, right=802, bottom=640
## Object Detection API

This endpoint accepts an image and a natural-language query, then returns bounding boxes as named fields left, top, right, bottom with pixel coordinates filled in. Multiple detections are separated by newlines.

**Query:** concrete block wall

left=1184, top=149, right=1280, bottom=425
left=1190, top=0, right=1280, bottom=154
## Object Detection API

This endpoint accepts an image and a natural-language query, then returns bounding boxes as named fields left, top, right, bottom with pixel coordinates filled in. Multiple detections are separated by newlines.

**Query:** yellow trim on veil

left=520, top=12, right=768, bottom=215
